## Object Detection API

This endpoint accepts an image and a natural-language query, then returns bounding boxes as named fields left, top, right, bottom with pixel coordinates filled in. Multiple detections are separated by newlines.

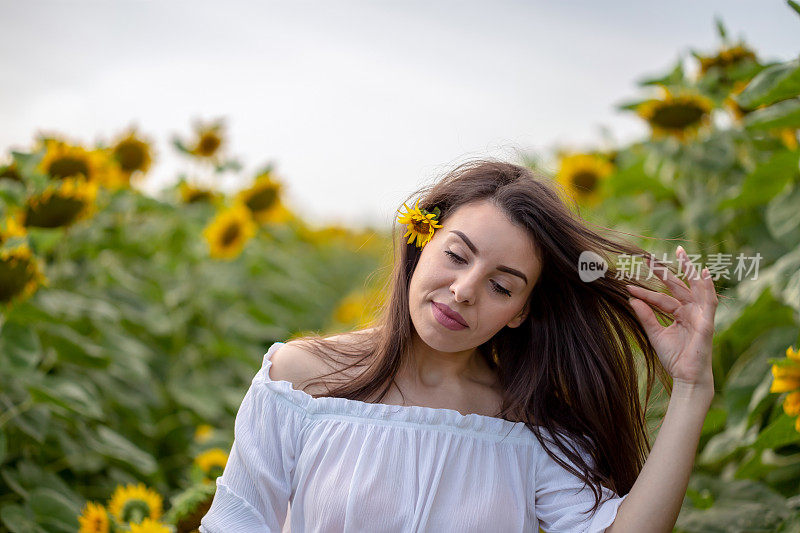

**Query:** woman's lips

left=431, top=301, right=468, bottom=330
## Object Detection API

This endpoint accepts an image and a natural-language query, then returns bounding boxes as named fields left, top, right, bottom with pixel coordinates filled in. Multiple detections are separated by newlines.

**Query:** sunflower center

left=221, top=222, right=241, bottom=246
left=197, top=134, right=221, bottom=157
left=114, top=141, right=147, bottom=172
left=0, top=166, right=21, bottom=182
left=121, top=499, right=150, bottom=523
left=0, top=255, right=35, bottom=302
left=650, top=103, right=706, bottom=129
left=571, top=171, right=599, bottom=192
left=25, top=194, right=86, bottom=228
left=48, top=156, right=90, bottom=180
left=412, top=220, right=430, bottom=234
left=245, top=187, right=278, bottom=212
left=185, top=189, right=213, bottom=203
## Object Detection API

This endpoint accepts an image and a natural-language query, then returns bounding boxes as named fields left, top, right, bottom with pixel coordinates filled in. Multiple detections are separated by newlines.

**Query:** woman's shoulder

left=269, top=328, right=378, bottom=395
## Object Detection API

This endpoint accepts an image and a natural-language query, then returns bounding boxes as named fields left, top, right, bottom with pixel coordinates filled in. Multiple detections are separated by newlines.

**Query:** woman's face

left=408, top=199, right=542, bottom=352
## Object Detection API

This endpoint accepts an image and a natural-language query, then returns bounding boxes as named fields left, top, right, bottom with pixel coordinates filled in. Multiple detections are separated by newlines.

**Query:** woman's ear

left=507, top=301, right=529, bottom=329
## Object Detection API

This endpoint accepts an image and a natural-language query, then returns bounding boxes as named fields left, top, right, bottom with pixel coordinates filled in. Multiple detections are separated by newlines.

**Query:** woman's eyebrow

left=449, top=230, right=528, bottom=285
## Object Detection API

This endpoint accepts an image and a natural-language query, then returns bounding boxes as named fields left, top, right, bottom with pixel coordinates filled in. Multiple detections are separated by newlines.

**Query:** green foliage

left=0, top=181, right=387, bottom=530
left=589, top=7, right=800, bottom=530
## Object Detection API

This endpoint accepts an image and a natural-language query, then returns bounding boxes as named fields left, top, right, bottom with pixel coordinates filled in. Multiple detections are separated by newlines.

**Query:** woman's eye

left=443, top=251, right=512, bottom=297
left=444, top=250, right=466, bottom=264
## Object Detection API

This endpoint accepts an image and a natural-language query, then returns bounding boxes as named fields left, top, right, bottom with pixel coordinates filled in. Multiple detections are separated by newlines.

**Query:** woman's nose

left=450, top=274, right=477, bottom=304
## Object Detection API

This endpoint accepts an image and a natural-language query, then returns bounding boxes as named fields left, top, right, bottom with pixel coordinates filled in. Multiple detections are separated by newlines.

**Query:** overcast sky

left=1, top=0, right=796, bottom=229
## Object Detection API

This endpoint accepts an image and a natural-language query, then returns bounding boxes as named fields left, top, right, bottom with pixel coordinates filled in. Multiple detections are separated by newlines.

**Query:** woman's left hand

left=625, top=245, right=718, bottom=391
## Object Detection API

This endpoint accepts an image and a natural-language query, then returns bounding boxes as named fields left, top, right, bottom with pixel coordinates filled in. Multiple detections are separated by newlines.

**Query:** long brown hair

left=290, top=157, right=685, bottom=517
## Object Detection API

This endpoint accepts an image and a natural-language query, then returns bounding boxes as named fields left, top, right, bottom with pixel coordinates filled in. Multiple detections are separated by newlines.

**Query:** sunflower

left=37, top=138, right=103, bottom=181
left=129, top=518, right=171, bottom=533
left=112, top=129, right=154, bottom=176
left=770, top=346, right=800, bottom=394
left=0, top=214, right=27, bottom=243
left=93, top=148, right=130, bottom=191
left=635, top=88, right=714, bottom=141
left=556, top=153, right=614, bottom=206
left=195, top=448, right=228, bottom=482
left=0, top=240, right=48, bottom=309
left=697, top=43, right=757, bottom=77
left=235, top=172, right=284, bottom=224
left=784, top=391, right=800, bottom=417
left=188, top=121, right=224, bottom=159
left=179, top=181, right=221, bottom=205
left=78, top=501, right=111, bottom=533
left=397, top=199, right=442, bottom=249
left=107, top=483, right=163, bottom=525
left=21, top=175, right=99, bottom=228
left=779, top=129, right=799, bottom=151
left=333, top=287, right=386, bottom=328
left=194, top=424, right=213, bottom=444
left=202, top=203, right=258, bottom=260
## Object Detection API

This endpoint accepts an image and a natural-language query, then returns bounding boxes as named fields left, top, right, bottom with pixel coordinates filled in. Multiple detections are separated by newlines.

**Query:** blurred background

left=1, top=1, right=799, bottom=532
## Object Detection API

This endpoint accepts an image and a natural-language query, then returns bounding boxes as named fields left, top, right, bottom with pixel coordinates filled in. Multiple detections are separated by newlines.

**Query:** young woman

left=200, top=159, right=717, bottom=532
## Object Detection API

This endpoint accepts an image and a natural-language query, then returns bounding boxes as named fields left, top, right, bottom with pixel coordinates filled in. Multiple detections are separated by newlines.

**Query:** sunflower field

left=0, top=120, right=390, bottom=532
left=1, top=4, right=800, bottom=532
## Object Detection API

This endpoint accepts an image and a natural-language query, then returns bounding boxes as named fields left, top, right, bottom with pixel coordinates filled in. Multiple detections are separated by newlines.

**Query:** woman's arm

left=605, top=381, right=713, bottom=533
left=609, top=246, right=718, bottom=532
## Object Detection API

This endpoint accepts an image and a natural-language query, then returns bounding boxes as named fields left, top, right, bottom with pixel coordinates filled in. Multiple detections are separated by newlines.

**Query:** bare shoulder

left=267, top=341, right=329, bottom=392
left=269, top=327, right=379, bottom=394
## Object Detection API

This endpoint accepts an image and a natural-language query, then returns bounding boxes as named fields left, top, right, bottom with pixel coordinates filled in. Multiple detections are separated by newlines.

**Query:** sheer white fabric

left=199, top=341, right=628, bottom=532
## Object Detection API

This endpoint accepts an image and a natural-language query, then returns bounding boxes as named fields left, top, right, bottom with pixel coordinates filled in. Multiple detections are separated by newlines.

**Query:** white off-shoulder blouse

left=199, top=341, right=628, bottom=533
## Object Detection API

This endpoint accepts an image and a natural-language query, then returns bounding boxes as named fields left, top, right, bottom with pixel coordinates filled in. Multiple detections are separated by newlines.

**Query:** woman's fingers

left=628, top=296, right=662, bottom=340
left=646, top=252, right=693, bottom=303
left=675, top=246, right=706, bottom=304
left=626, top=285, right=681, bottom=314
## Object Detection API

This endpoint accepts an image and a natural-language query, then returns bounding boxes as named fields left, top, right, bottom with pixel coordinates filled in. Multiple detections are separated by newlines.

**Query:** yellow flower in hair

left=397, top=199, right=442, bottom=249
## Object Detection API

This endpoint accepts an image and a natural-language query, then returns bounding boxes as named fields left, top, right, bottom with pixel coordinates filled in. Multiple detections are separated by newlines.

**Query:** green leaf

left=24, top=227, right=64, bottom=256
left=783, top=269, right=800, bottom=313
left=27, top=378, right=104, bottom=420
left=637, top=57, right=684, bottom=87
left=715, top=17, right=728, bottom=40
left=89, top=425, right=158, bottom=475
left=0, top=428, right=5, bottom=464
left=9, top=405, right=50, bottom=444
left=677, top=474, right=791, bottom=531
left=171, top=382, right=225, bottom=421
left=38, top=323, right=110, bottom=369
left=0, top=180, right=25, bottom=206
left=766, top=182, right=800, bottom=242
left=701, top=407, right=728, bottom=437
left=737, top=59, right=800, bottom=108
left=789, top=0, right=800, bottom=18
left=28, top=488, right=79, bottom=533
left=0, top=504, right=43, bottom=533
left=0, top=321, right=42, bottom=370
left=718, top=150, right=800, bottom=208
left=753, top=414, right=800, bottom=450
left=745, top=98, right=800, bottom=130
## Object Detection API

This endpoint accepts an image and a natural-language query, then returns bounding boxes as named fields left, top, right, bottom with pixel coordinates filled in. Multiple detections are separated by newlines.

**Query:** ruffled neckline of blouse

left=258, top=341, right=540, bottom=443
